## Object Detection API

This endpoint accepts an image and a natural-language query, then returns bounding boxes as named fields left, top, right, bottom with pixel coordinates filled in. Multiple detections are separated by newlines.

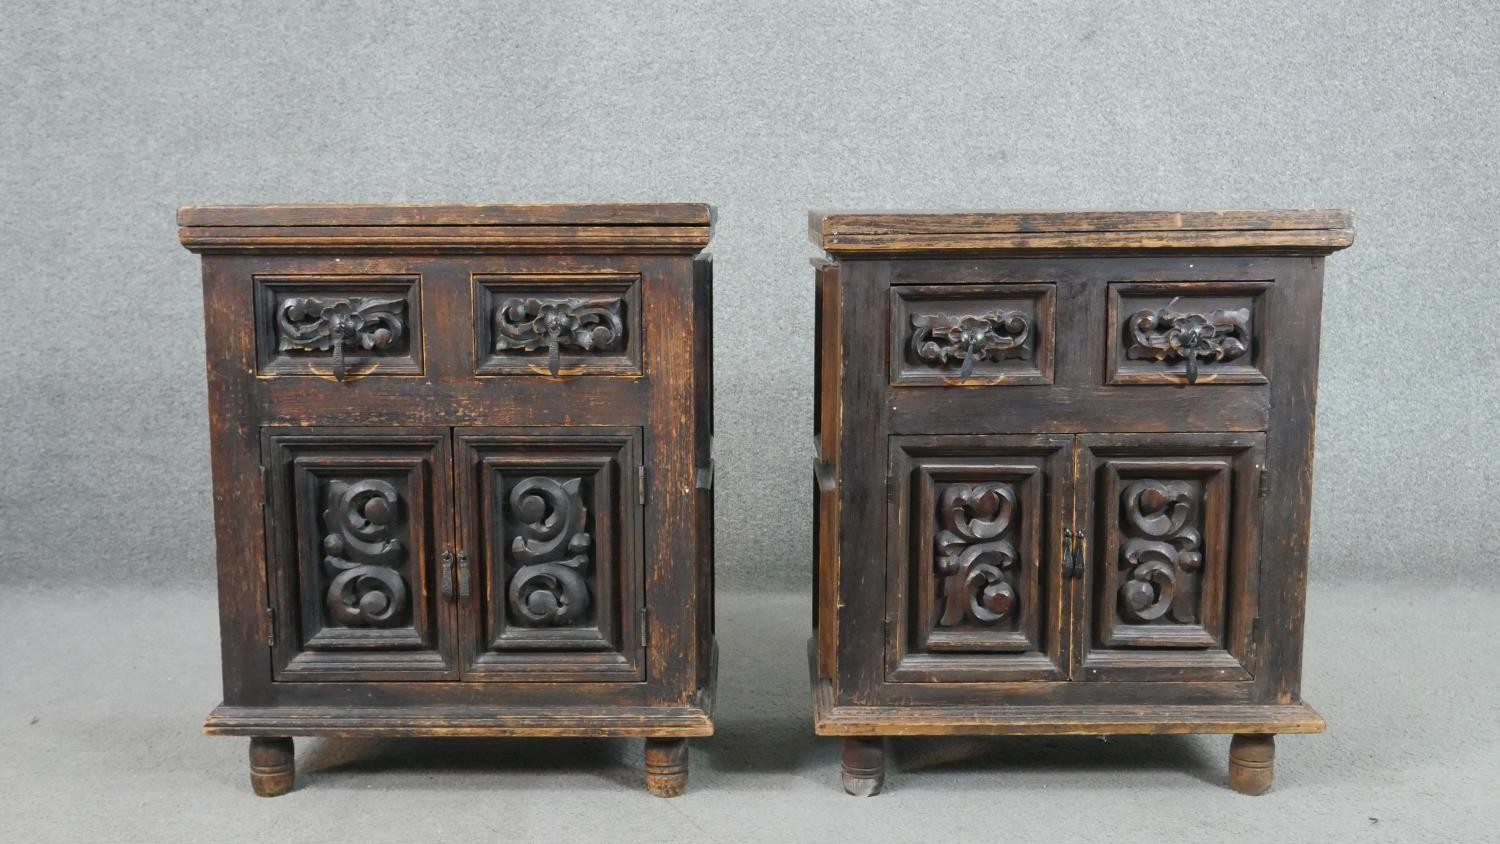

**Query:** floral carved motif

left=276, top=296, right=406, bottom=381
left=911, top=311, right=1032, bottom=380
left=507, top=476, right=593, bottom=626
left=321, top=479, right=407, bottom=627
left=1118, top=479, right=1203, bottom=624
left=494, top=297, right=625, bottom=376
left=1125, top=304, right=1250, bottom=384
left=934, top=483, right=1019, bottom=626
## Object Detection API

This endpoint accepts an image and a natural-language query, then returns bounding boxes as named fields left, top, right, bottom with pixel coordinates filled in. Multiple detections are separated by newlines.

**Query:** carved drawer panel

left=254, top=275, right=423, bottom=379
left=1075, top=432, right=1264, bottom=682
left=473, top=273, right=641, bottom=376
left=1106, top=281, right=1270, bottom=385
left=889, top=283, right=1055, bottom=386
left=262, top=428, right=456, bottom=682
left=455, top=428, right=644, bottom=682
left=885, top=435, right=1071, bottom=683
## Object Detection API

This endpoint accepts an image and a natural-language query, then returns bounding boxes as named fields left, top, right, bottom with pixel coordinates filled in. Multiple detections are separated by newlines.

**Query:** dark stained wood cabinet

left=809, top=210, right=1353, bottom=795
left=180, top=204, right=716, bottom=797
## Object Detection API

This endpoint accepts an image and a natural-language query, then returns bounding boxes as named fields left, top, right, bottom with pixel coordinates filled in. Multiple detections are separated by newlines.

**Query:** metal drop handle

left=1062, top=529, right=1086, bottom=579
left=960, top=336, right=980, bottom=380
left=330, top=314, right=356, bottom=382
left=440, top=551, right=455, bottom=600
left=456, top=551, right=472, bottom=598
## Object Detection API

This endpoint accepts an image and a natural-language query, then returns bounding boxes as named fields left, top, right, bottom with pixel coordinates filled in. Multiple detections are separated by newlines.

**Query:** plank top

left=180, top=203, right=712, bottom=228
left=178, top=204, right=714, bottom=254
left=812, top=209, right=1354, bottom=255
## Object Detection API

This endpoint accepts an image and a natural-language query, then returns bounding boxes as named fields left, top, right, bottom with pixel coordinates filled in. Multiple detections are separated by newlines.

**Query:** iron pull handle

left=959, top=336, right=980, bottom=380
left=1070, top=530, right=1087, bottom=578
left=1062, top=529, right=1074, bottom=578
left=329, top=314, right=358, bottom=382
left=456, top=551, right=472, bottom=599
left=440, top=551, right=455, bottom=600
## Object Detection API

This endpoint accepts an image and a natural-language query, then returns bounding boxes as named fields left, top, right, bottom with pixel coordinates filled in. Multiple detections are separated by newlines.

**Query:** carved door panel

left=1073, top=433, right=1265, bottom=682
left=454, top=428, right=645, bottom=682
left=262, top=428, right=457, bottom=681
left=885, top=435, right=1072, bottom=682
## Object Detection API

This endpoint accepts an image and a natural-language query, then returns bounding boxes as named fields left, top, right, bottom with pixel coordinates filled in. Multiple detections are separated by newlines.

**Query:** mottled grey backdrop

left=2, top=1, right=1496, bottom=589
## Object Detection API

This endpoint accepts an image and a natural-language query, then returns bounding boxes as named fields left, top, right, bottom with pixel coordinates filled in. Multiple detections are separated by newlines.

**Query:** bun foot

left=1229, top=733, right=1275, bottom=795
left=841, top=737, right=885, bottom=796
left=645, top=738, right=689, bottom=797
left=248, top=737, right=295, bottom=797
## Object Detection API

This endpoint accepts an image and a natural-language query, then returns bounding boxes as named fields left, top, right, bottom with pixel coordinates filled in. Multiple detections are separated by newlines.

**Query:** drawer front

left=473, top=272, right=642, bottom=377
left=889, top=283, right=1055, bottom=386
left=1106, top=281, right=1270, bottom=385
left=255, top=274, right=423, bottom=379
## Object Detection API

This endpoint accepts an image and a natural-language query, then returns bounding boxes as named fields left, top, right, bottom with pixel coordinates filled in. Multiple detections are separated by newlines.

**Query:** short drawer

left=472, top=272, right=642, bottom=377
left=255, top=274, right=423, bottom=379
left=889, top=283, right=1055, bottom=386
left=1106, top=281, right=1270, bottom=385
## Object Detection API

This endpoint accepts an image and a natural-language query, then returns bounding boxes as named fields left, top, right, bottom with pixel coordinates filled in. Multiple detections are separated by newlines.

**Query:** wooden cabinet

left=810, top=210, right=1353, bottom=795
left=181, top=204, right=716, bottom=797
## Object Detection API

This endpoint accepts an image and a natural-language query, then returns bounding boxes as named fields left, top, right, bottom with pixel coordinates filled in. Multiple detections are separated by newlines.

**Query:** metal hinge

left=1258, top=466, right=1270, bottom=497
left=265, top=606, right=275, bottom=648
left=261, top=464, right=272, bottom=509
left=637, top=466, right=647, bottom=506
left=640, top=607, right=650, bottom=650
left=1248, top=615, right=1262, bottom=664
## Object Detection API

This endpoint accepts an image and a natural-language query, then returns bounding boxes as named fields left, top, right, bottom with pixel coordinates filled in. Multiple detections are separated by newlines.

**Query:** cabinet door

left=455, top=428, right=645, bottom=682
left=885, top=435, right=1072, bottom=682
left=262, top=428, right=457, bottom=681
left=1074, top=432, right=1264, bottom=681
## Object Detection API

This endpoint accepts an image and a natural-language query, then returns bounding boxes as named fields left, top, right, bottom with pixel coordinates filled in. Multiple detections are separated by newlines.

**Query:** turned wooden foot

left=1229, top=733, right=1275, bottom=795
left=248, top=737, right=295, bottom=797
left=841, top=736, right=885, bottom=796
left=645, top=738, right=689, bottom=797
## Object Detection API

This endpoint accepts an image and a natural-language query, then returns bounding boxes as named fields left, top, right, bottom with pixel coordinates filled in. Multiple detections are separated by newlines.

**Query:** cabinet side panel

left=1259, top=257, right=1325, bottom=703
left=693, top=256, right=716, bottom=693
left=202, top=255, right=273, bottom=705
left=642, top=255, right=702, bottom=705
left=836, top=261, right=892, bottom=704
left=814, top=262, right=843, bottom=678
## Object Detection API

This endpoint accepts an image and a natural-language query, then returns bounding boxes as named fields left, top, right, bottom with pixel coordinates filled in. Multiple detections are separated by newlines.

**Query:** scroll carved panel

left=456, top=428, right=644, bottom=682
left=262, top=428, right=455, bottom=681
left=885, top=435, right=1070, bottom=684
left=935, top=482, right=1021, bottom=628
left=474, top=274, right=642, bottom=376
left=506, top=476, right=595, bottom=626
left=1096, top=464, right=1227, bottom=650
left=321, top=478, right=409, bottom=629
left=1107, top=281, right=1270, bottom=385
left=255, top=275, right=423, bottom=378
left=1118, top=479, right=1213, bottom=624
left=889, top=283, right=1054, bottom=386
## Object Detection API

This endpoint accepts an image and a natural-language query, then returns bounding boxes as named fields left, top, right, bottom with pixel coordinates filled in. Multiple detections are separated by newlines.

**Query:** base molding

left=809, top=644, right=1323, bottom=737
left=206, top=701, right=713, bottom=738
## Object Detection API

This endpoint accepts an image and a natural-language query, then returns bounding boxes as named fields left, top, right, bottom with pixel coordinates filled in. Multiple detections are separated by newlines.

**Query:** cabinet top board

left=812, top=209, right=1354, bottom=256
left=178, top=203, right=714, bottom=254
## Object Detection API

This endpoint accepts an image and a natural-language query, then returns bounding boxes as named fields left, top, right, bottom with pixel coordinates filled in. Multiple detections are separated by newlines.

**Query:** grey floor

left=1, top=584, right=1495, bottom=843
